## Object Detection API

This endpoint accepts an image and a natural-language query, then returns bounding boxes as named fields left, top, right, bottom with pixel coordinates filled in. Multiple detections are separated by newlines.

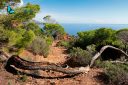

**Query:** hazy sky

left=23, top=0, right=128, bottom=24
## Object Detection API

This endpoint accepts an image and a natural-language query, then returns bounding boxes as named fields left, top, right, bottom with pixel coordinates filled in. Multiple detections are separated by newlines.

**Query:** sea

left=61, top=23, right=128, bottom=35
left=38, top=23, right=128, bottom=36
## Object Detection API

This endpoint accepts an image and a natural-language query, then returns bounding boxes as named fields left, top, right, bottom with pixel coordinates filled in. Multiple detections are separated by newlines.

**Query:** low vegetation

left=28, top=37, right=49, bottom=57
left=0, top=1, right=128, bottom=85
left=43, top=23, right=66, bottom=40
left=65, top=47, right=92, bottom=67
left=105, top=64, right=128, bottom=85
left=57, top=40, right=70, bottom=48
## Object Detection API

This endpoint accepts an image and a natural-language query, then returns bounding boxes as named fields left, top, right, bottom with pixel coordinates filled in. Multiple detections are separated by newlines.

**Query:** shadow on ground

left=94, top=72, right=109, bottom=85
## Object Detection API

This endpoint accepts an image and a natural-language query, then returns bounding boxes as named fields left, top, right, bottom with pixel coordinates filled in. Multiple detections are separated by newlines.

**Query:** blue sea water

left=61, top=23, right=128, bottom=35
left=38, top=23, right=128, bottom=36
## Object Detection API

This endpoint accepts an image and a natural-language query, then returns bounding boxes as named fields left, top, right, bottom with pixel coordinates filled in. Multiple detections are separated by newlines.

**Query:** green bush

left=0, top=28, right=23, bottom=48
left=28, top=37, right=49, bottom=57
left=76, top=28, right=122, bottom=49
left=44, top=36, right=53, bottom=45
left=86, top=44, right=97, bottom=55
left=94, top=28, right=116, bottom=45
left=94, top=60, right=114, bottom=69
left=0, top=27, right=9, bottom=46
left=116, top=29, right=128, bottom=53
left=43, top=23, right=65, bottom=38
left=16, top=30, right=35, bottom=48
left=57, top=40, right=70, bottom=48
left=105, top=64, right=128, bottom=85
left=68, top=47, right=92, bottom=66
left=26, top=22, right=45, bottom=37
left=76, top=30, right=95, bottom=48
left=94, top=60, right=128, bottom=85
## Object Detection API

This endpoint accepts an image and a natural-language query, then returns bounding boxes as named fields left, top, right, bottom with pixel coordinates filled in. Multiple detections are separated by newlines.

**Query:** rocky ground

left=0, top=41, right=106, bottom=85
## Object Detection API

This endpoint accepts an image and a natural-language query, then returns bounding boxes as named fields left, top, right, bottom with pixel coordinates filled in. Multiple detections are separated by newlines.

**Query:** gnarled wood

left=5, top=55, right=84, bottom=75
left=0, top=51, right=84, bottom=75
left=90, top=45, right=128, bottom=67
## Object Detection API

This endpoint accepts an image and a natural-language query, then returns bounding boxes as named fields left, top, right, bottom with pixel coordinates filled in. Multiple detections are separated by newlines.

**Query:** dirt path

left=42, top=40, right=68, bottom=63
left=0, top=41, right=105, bottom=85
left=32, top=68, right=104, bottom=85
left=19, top=41, right=68, bottom=64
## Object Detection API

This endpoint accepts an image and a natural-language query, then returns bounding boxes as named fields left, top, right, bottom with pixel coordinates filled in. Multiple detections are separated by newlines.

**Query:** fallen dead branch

left=5, top=55, right=87, bottom=75
left=90, top=45, right=128, bottom=67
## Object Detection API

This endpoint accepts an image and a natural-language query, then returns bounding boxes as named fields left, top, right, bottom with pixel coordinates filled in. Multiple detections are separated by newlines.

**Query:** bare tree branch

left=5, top=55, right=84, bottom=75
left=90, top=45, right=128, bottom=67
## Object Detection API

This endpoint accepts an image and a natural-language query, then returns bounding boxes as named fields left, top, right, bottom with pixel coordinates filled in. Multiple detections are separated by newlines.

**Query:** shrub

left=94, top=59, right=104, bottom=68
left=7, top=31, right=21, bottom=46
left=94, top=28, right=116, bottom=45
left=66, top=47, right=92, bottom=67
left=116, top=29, right=128, bottom=43
left=105, top=64, right=128, bottom=85
left=26, top=22, right=45, bottom=37
left=28, top=37, right=49, bottom=57
left=76, top=30, right=95, bottom=49
left=16, top=30, right=35, bottom=48
left=94, top=60, right=115, bottom=69
left=76, top=28, right=120, bottom=49
left=44, top=36, right=53, bottom=45
left=0, top=28, right=23, bottom=48
left=0, top=28, right=9, bottom=46
left=43, top=23, right=65, bottom=38
left=86, top=44, right=97, bottom=55
left=94, top=60, right=128, bottom=85
left=57, top=40, right=70, bottom=48
left=116, top=29, right=128, bottom=53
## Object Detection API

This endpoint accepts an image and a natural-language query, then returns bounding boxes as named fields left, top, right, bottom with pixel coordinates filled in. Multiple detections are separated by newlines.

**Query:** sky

left=22, top=0, right=128, bottom=24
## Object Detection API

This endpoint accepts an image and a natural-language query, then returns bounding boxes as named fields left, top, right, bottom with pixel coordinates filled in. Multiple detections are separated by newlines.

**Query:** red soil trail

left=19, top=40, right=68, bottom=64
left=0, top=41, right=104, bottom=85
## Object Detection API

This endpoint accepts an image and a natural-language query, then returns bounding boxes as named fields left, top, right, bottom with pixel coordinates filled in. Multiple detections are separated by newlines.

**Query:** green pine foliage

left=76, top=28, right=126, bottom=50
left=43, top=23, right=65, bottom=38
left=0, top=4, right=50, bottom=57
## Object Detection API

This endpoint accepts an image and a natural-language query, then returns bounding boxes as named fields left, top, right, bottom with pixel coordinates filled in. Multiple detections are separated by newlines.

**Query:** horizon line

left=33, top=19, right=128, bottom=25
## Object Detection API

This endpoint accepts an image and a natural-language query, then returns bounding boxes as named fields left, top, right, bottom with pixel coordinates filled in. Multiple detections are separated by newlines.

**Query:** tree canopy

left=0, top=3, right=50, bottom=57
left=43, top=23, right=65, bottom=38
left=76, top=28, right=125, bottom=50
left=0, top=3, right=40, bottom=29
